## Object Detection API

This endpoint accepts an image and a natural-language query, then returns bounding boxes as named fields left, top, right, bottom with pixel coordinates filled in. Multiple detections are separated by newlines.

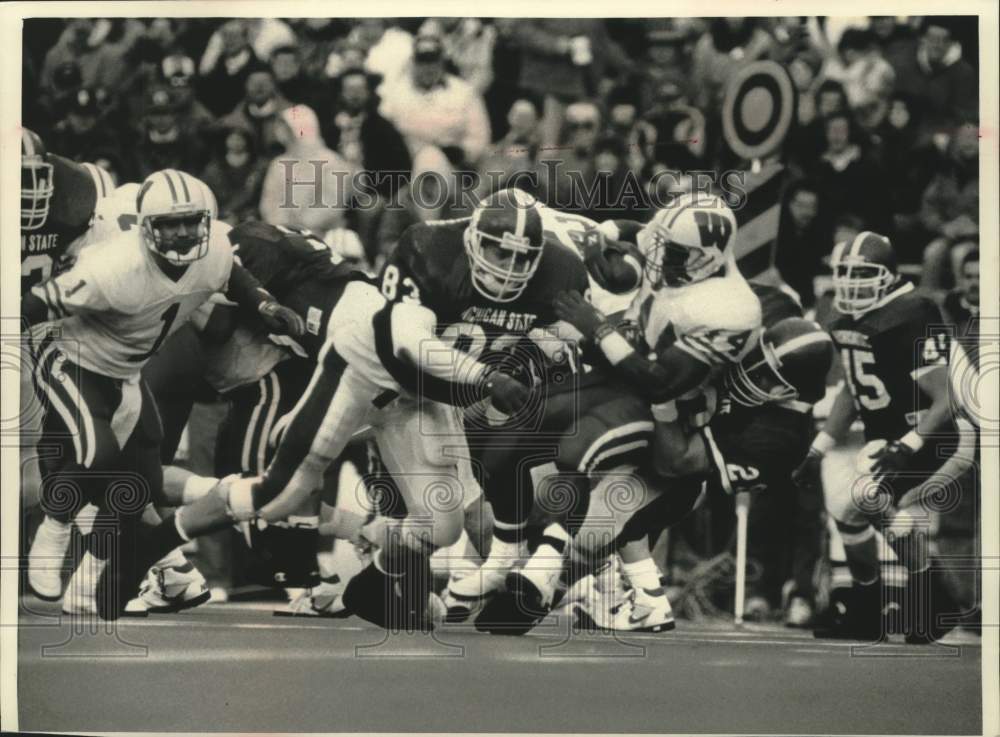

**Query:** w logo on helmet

left=693, top=211, right=733, bottom=251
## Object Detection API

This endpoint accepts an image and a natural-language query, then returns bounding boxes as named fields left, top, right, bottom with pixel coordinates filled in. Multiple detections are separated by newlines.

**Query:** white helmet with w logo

left=639, top=192, right=737, bottom=287
left=136, top=169, right=213, bottom=265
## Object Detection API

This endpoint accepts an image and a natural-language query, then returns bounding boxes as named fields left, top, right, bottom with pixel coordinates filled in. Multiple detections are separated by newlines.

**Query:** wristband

left=598, top=330, right=635, bottom=366
left=810, top=431, right=837, bottom=456
left=900, top=430, right=925, bottom=452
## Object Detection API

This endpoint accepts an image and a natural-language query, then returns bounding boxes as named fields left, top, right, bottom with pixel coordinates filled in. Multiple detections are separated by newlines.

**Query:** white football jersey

left=32, top=227, right=234, bottom=379
left=625, top=253, right=761, bottom=369
left=538, top=204, right=636, bottom=315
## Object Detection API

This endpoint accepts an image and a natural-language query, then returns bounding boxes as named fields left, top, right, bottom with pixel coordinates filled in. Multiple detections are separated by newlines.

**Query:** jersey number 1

left=128, top=303, right=180, bottom=363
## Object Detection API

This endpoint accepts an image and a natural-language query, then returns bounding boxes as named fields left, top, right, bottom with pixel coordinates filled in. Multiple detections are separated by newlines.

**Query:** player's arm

left=553, top=290, right=737, bottom=404
left=21, top=261, right=111, bottom=327
left=375, top=236, right=531, bottom=412
left=224, top=262, right=305, bottom=337
left=791, top=380, right=856, bottom=488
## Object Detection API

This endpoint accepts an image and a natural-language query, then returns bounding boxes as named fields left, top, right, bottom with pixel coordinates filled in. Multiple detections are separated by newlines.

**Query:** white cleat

left=275, top=577, right=350, bottom=618
left=28, top=516, right=72, bottom=600
left=611, top=587, right=676, bottom=633
left=125, top=564, right=211, bottom=615
left=61, top=551, right=105, bottom=616
left=442, top=565, right=507, bottom=623
left=565, top=574, right=615, bottom=631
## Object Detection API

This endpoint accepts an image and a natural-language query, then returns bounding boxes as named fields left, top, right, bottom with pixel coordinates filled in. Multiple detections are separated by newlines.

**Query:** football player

left=491, top=315, right=834, bottom=635
left=793, top=231, right=967, bottom=642
left=495, top=192, right=761, bottom=625
left=112, top=187, right=589, bottom=627
left=441, top=204, right=646, bottom=621
left=21, top=168, right=303, bottom=616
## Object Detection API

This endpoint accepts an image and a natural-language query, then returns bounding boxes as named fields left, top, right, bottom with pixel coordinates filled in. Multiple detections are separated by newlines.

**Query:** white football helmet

left=81, top=162, right=116, bottom=200
left=136, top=169, right=214, bottom=265
left=638, top=192, right=737, bottom=287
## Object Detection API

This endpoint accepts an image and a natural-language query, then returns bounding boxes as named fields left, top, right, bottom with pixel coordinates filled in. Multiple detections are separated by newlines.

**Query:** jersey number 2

left=128, top=303, right=180, bottom=363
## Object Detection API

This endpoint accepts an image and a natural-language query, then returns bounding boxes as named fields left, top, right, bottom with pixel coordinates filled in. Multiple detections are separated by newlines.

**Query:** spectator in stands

left=162, top=53, right=216, bottom=140
left=920, top=121, right=980, bottom=290
left=326, top=68, right=412, bottom=259
left=512, top=19, right=632, bottom=148
left=786, top=79, right=849, bottom=174
left=259, top=104, right=353, bottom=234
left=587, top=135, right=643, bottom=220
left=197, top=20, right=265, bottom=117
left=869, top=15, right=916, bottom=66
left=605, top=84, right=658, bottom=175
left=889, top=17, right=977, bottom=138
left=809, top=110, right=891, bottom=235
left=270, top=44, right=333, bottom=120
left=942, top=248, right=980, bottom=329
left=419, top=18, right=497, bottom=94
left=200, top=124, right=268, bottom=226
left=376, top=145, right=473, bottom=266
left=537, top=100, right=601, bottom=210
left=291, top=18, right=352, bottom=80
left=49, top=87, right=123, bottom=167
left=821, top=28, right=895, bottom=112
left=40, top=19, right=141, bottom=94
left=476, top=99, right=544, bottom=199
left=216, top=70, right=290, bottom=158
left=641, top=74, right=707, bottom=163
left=134, top=85, right=207, bottom=179
left=379, top=34, right=491, bottom=167
left=774, top=180, right=828, bottom=308
left=326, top=69, right=411, bottom=198
left=690, top=19, right=774, bottom=114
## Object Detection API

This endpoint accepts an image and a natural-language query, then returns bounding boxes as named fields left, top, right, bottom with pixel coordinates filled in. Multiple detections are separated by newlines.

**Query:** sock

left=622, top=557, right=662, bottom=593
left=155, top=547, right=192, bottom=572
left=147, top=513, right=185, bottom=565
left=484, top=536, right=526, bottom=569
left=836, top=519, right=880, bottom=585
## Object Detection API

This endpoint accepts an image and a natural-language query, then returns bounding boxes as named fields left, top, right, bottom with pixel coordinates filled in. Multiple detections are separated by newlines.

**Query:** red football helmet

left=831, top=231, right=899, bottom=317
left=728, top=317, right=834, bottom=406
left=464, top=188, right=545, bottom=303
left=21, top=128, right=54, bottom=231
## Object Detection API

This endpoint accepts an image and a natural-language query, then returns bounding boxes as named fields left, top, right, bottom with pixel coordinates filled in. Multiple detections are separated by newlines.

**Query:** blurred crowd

left=23, top=16, right=979, bottom=290
left=22, top=16, right=981, bottom=623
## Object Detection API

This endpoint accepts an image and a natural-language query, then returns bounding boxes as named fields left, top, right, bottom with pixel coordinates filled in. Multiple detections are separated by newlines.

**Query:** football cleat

left=564, top=574, right=615, bottom=631
left=275, top=576, right=351, bottom=618
left=610, top=586, right=676, bottom=633
left=813, top=583, right=887, bottom=641
left=442, top=565, right=507, bottom=624
left=61, top=551, right=104, bottom=616
left=784, top=596, right=814, bottom=628
left=475, top=563, right=561, bottom=636
left=743, top=596, right=773, bottom=622
left=28, top=516, right=72, bottom=600
left=124, top=563, right=211, bottom=615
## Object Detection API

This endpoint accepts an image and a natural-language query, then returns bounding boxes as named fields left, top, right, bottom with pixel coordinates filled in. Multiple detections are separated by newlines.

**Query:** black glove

left=259, top=300, right=305, bottom=337
left=483, top=370, right=532, bottom=416
left=791, top=448, right=823, bottom=493
left=868, top=439, right=917, bottom=479
left=553, top=290, right=605, bottom=338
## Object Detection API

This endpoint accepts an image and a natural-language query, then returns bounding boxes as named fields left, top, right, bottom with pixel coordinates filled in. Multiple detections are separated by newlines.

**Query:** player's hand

left=868, top=439, right=916, bottom=479
left=553, top=290, right=604, bottom=338
left=484, top=370, right=532, bottom=415
left=791, top=448, right=823, bottom=492
left=259, top=300, right=305, bottom=337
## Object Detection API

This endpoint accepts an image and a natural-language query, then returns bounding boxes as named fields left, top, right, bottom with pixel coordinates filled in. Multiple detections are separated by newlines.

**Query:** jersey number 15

left=841, top=347, right=890, bottom=410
